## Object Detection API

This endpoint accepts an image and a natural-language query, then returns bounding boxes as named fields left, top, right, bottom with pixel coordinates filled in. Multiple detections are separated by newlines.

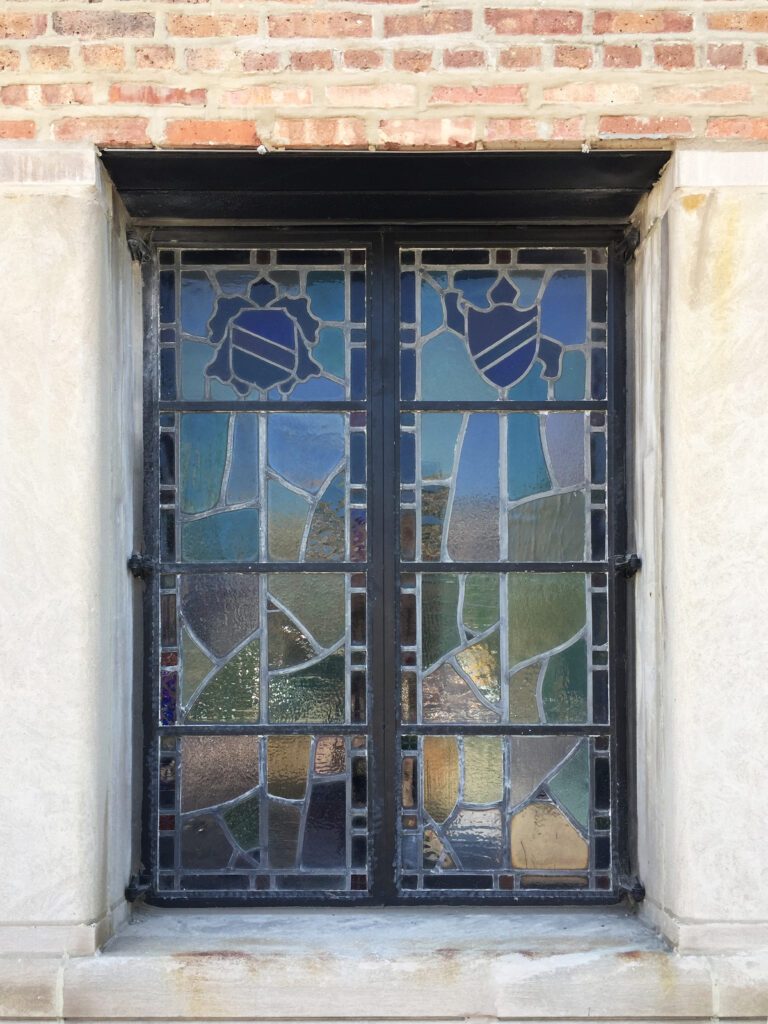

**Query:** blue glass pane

left=466, top=300, right=537, bottom=388
left=226, top=414, right=259, bottom=504
left=400, top=272, right=415, bottom=323
left=453, top=271, right=495, bottom=309
left=290, top=378, right=345, bottom=401
left=307, top=271, right=345, bottom=321
left=591, top=348, right=607, bottom=400
left=217, top=270, right=254, bottom=294
left=421, top=332, right=496, bottom=401
left=351, top=349, right=366, bottom=400
left=160, top=348, right=176, bottom=400
left=313, top=327, right=345, bottom=378
left=540, top=271, right=587, bottom=347
left=159, top=271, right=175, bottom=324
left=350, top=271, right=365, bottom=322
left=182, top=509, right=260, bottom=562
left=181, top=272, right=215, bottom=337
left=400, top=349, right=415, bottom=401
left=591, top=432, right=606, bottom=486
left=180, top=413, right=229, bottom=514
left=181, top=340, right=212, bottom=400
left=447, top=413, right=500, bottom=561
left=508, top=414, right=551, bottom=500
left=508, top=272, right=544, bottom=307
left=421, top=279, right=444, bottom=335
left=554, top=350, right=586, bottom=401
left=350, top=433, right=365, bottom=485
left=506, top=365, right=548, bottom=400
left=268, top=414, right=344, bottom=494
left=545, top=414, right=585, bottom=488
left=272, top=270, right=300, bottom=296
left=421, top=414, right=462, bottom=480
left=268, top=480, right=309, bottom=561
left=400, top=431, right=415, bottom=485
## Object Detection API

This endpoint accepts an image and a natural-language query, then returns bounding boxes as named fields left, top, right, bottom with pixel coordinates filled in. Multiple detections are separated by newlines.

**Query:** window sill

left=3, top=904, right=768, bottom=1021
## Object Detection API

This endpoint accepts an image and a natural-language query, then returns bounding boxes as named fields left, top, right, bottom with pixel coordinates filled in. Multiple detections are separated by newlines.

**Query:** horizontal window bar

left=159, top=562, right=367, bottom=574
left=400, top=561, right=609, bottom=573
left=396, top=724, right=611, bottom=736
left=400, top=401, right=608, bottom=412
left=157, top=724, right=373, bottom=735
left=159, top=402, right=368, bottom=413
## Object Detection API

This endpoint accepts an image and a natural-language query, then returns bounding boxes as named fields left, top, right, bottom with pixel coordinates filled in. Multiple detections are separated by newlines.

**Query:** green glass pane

left=462, top=574, right=500, bottom=633
left=267, top=610, right=315, bottom=671
left=456, top=631, right=501, bottom=703
left=421, top=574, right=460, bottom=668
left=421, top=331, right=496, bottom=401
left=421, top=485, right=449, bottom=561
left=305, top=473, right=345, bottom=561
left=421, top=413, right=462, bottom=480
left=508, top=661, right=541, bottom=723
left=548, top=739, right=589, bottom=830
left=223, top=793, right=261, bottom=850
left=268, top=800, right=301, bottom=868
left=181, top=340, right=213, bottom=400
left=268, top=735, right=311, bottom=799
left=269, top=649, right=345, bottom=723
left=507, top=413, right=551, bottom=501
left=508, top=491, right=585, bottom=561
left=313, top=326, right=345, bottom=378
left=187, top=637, right=260, bottom=722
left=268, top=573, right=345, bottom=649
left=181, top=626, right=214, bottom=704
left=182, top=509, right=260, bottom=562
left=180, top=413, right=228, bottom=514
left=507, top=574, right=586, bottom=666
left=542, top=638, right=588, bottom=723
left=463, top=736, right=503, bottom=804
left=268, top=480, right=308, bottom=561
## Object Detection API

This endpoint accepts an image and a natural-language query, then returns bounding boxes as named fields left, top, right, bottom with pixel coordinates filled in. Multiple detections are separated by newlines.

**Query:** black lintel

left=100, top=150, right=669, bottom=225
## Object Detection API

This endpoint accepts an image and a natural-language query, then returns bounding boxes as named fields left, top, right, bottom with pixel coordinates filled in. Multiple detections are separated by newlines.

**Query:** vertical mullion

left=368, top=230, right=398, bottom=901
left=607, top=245, right=629, bottom=892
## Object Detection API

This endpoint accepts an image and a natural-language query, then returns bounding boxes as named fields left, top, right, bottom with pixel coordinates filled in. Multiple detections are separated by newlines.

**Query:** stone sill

left=2, top=905, right=768, bottom=1021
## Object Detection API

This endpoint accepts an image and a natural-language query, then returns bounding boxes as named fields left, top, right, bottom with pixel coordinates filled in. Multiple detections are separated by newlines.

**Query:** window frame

left=137, top=223, right=632, bottom=907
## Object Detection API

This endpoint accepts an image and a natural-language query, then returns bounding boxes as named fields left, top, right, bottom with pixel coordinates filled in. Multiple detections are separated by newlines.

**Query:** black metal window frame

left=135, top=221, right=634, bottom=907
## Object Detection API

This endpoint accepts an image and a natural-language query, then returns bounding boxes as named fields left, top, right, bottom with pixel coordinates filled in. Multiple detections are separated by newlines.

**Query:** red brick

left=54, top=116, right=150, bottom=145
left=0, top=14, right=46, bottom=40
left=273, top=116, right=367, bottom=147
left=0, top=120, right=35, bottom=139
left=603, top=44, right=641, bottom=68
left=553, top=116, right=585, bottom=140
left=555, top=45, right=593, bottom=68
left=222, top=86, right=312, bottom=106
left=498, top=45, right=541, bottom=68
left=393, top=49, right=432, bottom=72
left=136, top=46, right=175, bottom=70
left=343, top=49, right=382, bottom=69
left=443, top=48, right=485, bottom=68
left=598, top=115, right=692, bottom=137
left=165, top=119, right=260, bottom=147
left=269, top=13, right=371, bottom=38
left=0, top=48, right=20, bottom=72
left=594, top=11, right=692, bottom=34
left=385, top=11, right=472, bottom=36
left=290, top=50, right=334, bottom=70
left=53, top=12, right=154, bottom=39
left=327, top=84, right=416, bottom=107
left=485, top=9, right=582, bottom=35
left=81, top=45, right=125, bottom=70
left=485, top=117, right=538, bottom=141
left=379, top=117, right=474, bottom=148
left=756, top=45, right=768, bottom=67
left=707, top=43, right=743, bottom=68
left=707, top=12, right=768, bottom=31
left=186, top=48, right=231, bottom=72
left=167, top=15, right=259, bottom=38
left=1, top=86, right=29, bottom=108
left=41, top=84, right=93, bottom=106
left=429, top=84, right=526, bottom=104
left=29, top=46, right=70, bottom=71
left=654, top=43, right=695, bottom=70
left=242, top=51, right=281, bottom=72
left=706, top=117, right=768, bottom=140
left=655, top=84, right=752, bottom=104
left=109, top=83, right=206, bottom=105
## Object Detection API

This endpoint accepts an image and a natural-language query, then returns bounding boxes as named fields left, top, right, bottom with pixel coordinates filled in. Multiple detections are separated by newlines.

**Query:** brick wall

left=0, top=2, right=766, bottom=149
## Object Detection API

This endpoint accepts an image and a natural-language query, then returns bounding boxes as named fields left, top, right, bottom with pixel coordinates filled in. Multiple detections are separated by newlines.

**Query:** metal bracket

left=128, top=552, right=154, bottom=580
left=127, top=230, right=151, bottom=265
left=619, top=875, right=646, bottom=903
left=125, top=872, right=151, bottom=902
left=616, top=225, right=640, bottom=264
left=614, top=553, right=642, bottom=578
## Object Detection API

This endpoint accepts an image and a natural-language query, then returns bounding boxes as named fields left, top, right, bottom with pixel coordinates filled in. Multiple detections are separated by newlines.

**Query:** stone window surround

left=1, top=142, right=767, bottom=1022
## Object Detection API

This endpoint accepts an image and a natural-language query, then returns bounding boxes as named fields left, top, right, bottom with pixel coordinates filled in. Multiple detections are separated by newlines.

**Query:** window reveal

left=148, top=240, right=622, bottom=902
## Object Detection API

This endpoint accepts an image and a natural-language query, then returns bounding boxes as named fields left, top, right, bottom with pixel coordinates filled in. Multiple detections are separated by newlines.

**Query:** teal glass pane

left=181, top=509, right=260, bottom=562
left=179, top=413, right=228, bottom=514
left=507, top=413, right=551, bottom=500
left=181, top=272, right=215, bottom=337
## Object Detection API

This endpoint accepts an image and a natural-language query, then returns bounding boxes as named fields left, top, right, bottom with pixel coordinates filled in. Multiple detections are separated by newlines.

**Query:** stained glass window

left=146, top=241, right=624, bottom=901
